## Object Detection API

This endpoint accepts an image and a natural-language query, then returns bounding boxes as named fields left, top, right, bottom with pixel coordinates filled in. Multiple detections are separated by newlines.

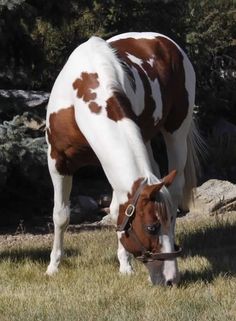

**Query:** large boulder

left=190, top=179, right=236, bottom=215
left=0, top=91, right=48, bottom=193
left=0, top=90, right=50, bottom=225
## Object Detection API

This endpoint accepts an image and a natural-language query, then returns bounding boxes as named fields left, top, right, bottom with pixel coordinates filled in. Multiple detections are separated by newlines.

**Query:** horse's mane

left=83, top=36, right=126, bottom=94
left=147, top=172, right=174, bottom=221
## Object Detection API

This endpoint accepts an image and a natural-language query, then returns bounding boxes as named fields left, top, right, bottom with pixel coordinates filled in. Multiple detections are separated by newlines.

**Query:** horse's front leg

left=117, top=232, right=133, bottom=274
left=46, top=157, right=72, bottom=275
left=110, top=192, right=133, bottom=274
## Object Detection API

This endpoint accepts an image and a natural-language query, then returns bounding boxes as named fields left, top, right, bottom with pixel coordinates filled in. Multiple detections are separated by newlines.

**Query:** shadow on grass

left=179, top=219, right=236, bottom=284
left=0, top=225, right=113, bottom=267
left=0, top=247, right=80, bottom=265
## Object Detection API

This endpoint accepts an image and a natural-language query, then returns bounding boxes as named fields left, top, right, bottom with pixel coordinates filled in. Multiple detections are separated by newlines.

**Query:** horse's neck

left=98, top=120, right=154, bottom=203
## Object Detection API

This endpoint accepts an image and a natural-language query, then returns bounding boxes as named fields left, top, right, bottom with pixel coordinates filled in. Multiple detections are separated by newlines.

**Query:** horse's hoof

left=45, top=266, right=58, bottom=276
left=119, top=266, right=134, bottom=275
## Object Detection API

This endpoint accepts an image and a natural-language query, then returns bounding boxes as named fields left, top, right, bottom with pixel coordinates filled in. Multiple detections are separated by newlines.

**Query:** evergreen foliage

left=0, top=0, right=235, bottom=124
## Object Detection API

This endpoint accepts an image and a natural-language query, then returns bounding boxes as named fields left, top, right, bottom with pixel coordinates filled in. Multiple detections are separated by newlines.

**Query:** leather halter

left=116, top=179, right=182, bottom=263
left=117, top=178, right=148, bottom=232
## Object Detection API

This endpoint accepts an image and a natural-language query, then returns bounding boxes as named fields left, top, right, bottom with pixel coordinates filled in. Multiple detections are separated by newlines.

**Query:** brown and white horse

left=46, top=32, right=202, bottom=285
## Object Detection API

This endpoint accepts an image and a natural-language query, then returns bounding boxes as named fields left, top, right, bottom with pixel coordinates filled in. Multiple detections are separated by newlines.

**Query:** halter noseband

left=116, top=179, right=182, bottom=263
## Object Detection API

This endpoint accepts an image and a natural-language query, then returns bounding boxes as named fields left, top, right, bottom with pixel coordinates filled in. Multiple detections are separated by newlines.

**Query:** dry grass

left=0, top=213, right=236, bottom=321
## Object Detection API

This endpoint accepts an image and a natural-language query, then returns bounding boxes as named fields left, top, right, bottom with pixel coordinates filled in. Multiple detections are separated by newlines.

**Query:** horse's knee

left=109, top=193, right=119, bottom=220
left=53, top=204, right=70, bottom=229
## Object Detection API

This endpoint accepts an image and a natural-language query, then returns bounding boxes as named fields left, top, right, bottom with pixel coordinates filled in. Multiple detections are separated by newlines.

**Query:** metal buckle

left=125, top=204, right=135, bottom=217
left=136, top=252, right=152, bottom=263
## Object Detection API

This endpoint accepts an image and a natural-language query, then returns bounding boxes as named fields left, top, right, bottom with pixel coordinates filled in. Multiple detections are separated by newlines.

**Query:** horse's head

left=117, top=170, right=181, bottom=285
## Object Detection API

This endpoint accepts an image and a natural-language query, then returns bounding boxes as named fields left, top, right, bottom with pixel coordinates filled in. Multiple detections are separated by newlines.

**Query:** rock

left=70, top=195, right=100, bottom=224
left=0, top=89, right=49, bottom=108
left=96, top=194, right=112, bottom=208
left=0, top=90, right=51, bottom=225
left=99, top=213, right=116, bottom=226
left=0, top=89, right=49, bottom=122
left=190, top=179, right=236, bottom=215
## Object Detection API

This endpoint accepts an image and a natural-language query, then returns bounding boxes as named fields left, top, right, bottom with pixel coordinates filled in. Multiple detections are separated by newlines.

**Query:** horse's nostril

left=166, top=280, right=173, bottom=287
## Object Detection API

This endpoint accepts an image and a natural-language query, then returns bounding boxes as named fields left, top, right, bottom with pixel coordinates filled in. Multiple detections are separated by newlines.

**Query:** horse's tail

left=181, top=119, right=206, bottom=210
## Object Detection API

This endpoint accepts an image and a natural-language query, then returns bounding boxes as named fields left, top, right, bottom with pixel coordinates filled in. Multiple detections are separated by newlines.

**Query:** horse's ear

left=162, top=170, right=177, bottom=187
left=142, top=182, right=164, bottom=200
left=142, top=170, right=177, bottom=200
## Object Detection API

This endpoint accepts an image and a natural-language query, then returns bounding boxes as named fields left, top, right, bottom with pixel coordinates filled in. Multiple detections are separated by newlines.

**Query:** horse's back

left=108, top=32, right=195, bottom=138
left=47, top=32, right=196, bottom=139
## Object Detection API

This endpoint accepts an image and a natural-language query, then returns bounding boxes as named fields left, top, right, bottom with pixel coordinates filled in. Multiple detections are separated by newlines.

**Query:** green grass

left=0, top=214, right=236, bottom=321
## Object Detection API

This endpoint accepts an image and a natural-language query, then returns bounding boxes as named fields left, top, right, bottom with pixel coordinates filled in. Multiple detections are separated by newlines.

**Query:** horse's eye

left=145, top=223, right=160, bottom=235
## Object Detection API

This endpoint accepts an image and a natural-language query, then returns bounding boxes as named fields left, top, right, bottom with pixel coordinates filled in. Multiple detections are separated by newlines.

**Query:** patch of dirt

left=0, top=233, right=53, bottom=248
left=0, top=220, right=115, bottom=249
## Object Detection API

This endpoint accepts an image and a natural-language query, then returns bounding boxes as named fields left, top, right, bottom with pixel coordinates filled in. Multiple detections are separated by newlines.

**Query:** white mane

left=81, top=36, right=126, bottom=94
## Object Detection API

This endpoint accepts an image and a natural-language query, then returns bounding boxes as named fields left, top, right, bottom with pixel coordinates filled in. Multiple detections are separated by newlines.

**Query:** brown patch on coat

left=109, top=36, right=189, bottom=137
left=105, top=60, right=160, bottom=140
left=106, top=91, right=135, bottom=122
left=73, top=72, right=99, bottom=102
left=88, top=101, right=102, bottom=114
left=47, top=105, right=99, bottom=175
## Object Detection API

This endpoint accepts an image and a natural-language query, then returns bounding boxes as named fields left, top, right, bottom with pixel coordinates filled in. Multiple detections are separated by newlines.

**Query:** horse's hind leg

left=46, top=156, right=72, bottom=275
left=161, top=128, right=188, bottom=218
